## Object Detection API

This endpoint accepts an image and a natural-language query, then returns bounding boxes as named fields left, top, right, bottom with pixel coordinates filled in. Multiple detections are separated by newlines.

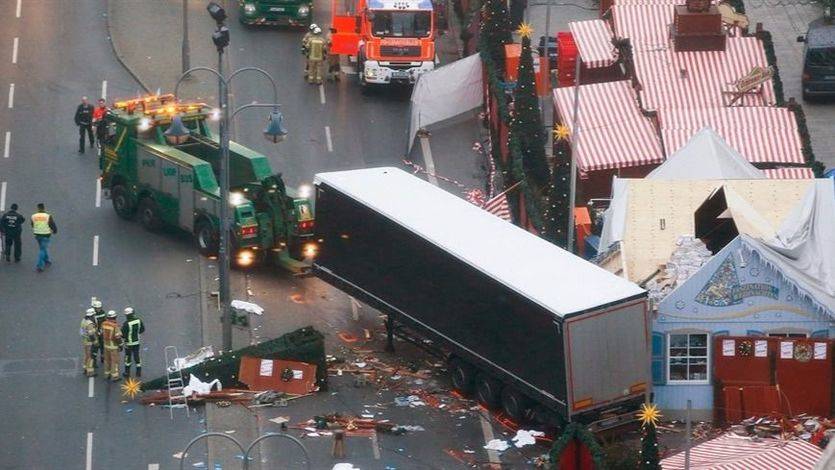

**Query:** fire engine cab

left=331, top=0, right=437, bottom=86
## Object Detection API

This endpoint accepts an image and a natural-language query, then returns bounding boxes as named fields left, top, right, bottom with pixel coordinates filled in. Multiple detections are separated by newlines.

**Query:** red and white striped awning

left=763, top=167, right=815, bottom=179
left=553, top=80, right=664, bottom=174
left=568, top=20, right=618, bottom=68
left=660, top=107, right=804, bottom=164
left=661, top=433, right=822, bottom=470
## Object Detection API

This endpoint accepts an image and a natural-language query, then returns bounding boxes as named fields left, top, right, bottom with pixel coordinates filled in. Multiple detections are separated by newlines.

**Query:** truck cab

left=238, top=0, right=312, bottom=27
left=331, top=0, right=436, bottom=86
left=797, top=18, right=835, bottom=101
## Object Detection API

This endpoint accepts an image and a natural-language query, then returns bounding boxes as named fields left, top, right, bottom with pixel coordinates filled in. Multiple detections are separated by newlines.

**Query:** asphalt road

left=0, top=1, right=207, bottom=468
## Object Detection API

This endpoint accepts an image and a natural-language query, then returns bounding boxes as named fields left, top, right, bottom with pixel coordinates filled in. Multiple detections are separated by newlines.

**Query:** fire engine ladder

left=164, top=346, right=190, bottom=419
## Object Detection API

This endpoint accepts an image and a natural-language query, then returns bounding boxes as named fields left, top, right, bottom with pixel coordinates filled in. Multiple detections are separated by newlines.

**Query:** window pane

left=690, top=348, right=708, bottom=358
left=670, top=364, right=687, bottom=381
left=689, top=334, right=707, bottom=347
left=689, top=358, right=707, bottom=366
left=670, top=335, right=687, bottom=348
left=670, top=348, right=689, bottom=357
left=689, top=363, right=707, bottom=380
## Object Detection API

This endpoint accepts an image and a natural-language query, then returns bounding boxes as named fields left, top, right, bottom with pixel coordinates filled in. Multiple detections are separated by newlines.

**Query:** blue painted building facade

left=652, top=237, right=834, bottom=420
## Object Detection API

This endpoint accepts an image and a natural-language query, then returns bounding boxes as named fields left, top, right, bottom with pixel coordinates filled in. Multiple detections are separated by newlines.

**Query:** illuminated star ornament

left=516, top=22, right=534, bottom=39
left=553, top=124, right=570, bottom=141
left=637, top=403, right=662, bottom=428
left=121, top=377, right=143, bottom=400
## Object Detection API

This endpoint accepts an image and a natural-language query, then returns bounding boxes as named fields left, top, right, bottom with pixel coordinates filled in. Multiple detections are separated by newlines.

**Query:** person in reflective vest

left=306, top=28, right=326, bottom=85
left=91, top=298, right=107, bottom=364
left=121, top=307, right=145, bottom=378
left=30, top=203, right=57, bottom=272
left=301, top=23, right=319, bottom=77
left=101, top=311, right=123, bottom=381
left=80, top=309, right=98, bottom=377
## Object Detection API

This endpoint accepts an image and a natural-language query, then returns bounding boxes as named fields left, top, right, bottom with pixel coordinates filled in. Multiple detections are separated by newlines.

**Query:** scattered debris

left=513, top=430, right=545, bottom=448
left=484, top=439, right=510, bottom=452
left=182, top=374, right=222, bottom=396
left=238, top=357, right=318, bottom=395
left=231, top=300, right=264, bottom=315
left=729, top=415, right=835, bottom=447
left=332, top=464, right=360, bottom=470
left=171, top=346, right=215, bottom=372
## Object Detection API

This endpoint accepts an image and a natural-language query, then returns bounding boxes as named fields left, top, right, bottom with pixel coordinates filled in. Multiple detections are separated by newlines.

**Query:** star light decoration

left=121, top=377, right=142, bottom=400
left=553, top=124, right=570, bottom=141
left=516, top=22, right=534, bottom=39
left=637, top=402, right=662, bottom=428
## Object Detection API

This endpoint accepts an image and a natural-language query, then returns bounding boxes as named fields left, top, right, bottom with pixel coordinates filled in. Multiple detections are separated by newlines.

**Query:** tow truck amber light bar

left=113, top=94, right=208, bottom=119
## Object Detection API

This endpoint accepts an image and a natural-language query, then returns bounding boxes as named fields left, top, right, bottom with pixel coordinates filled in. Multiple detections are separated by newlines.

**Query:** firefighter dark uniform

left=80, top=309, right=98, bottom=377
left=101, top=311, right=123, bottom=381
left=91, top=298, right=106, bottom=363
left=121, top=307, right=145, bottom=378
left=74, top=97, right=94, bottom=153
left=0, top=203, right=24, bottom=262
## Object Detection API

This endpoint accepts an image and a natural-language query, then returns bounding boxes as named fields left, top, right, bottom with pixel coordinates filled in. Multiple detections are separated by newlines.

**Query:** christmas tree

left=479, top=0, right=513, bottom=76
left=545, top=124, right=572, bottom=248
left=509, top=23, right=549, bottom=188
left=638, top=403, right=662, bottom=470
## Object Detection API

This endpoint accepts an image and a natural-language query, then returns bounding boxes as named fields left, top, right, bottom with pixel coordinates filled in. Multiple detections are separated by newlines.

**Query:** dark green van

left=797, top=18, right=835, bottom=101
left=238, top=0, right=312, bottom=27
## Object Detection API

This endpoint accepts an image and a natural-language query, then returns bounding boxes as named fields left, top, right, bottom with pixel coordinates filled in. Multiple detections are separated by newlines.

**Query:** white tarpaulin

left=408, top=54, right=483, bottom=152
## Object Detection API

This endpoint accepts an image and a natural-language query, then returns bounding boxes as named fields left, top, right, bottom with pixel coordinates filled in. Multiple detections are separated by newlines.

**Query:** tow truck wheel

left=501, top=387, right=532, bottom=423
left=195, top=219, right=219, bottom=256
left=450, top=359, right=475, bottom=396
left=137, top=198, right=162, bottom=231
left=111, top=185, right=135, bottom=220
left=475, top=373, right=503, bottom=409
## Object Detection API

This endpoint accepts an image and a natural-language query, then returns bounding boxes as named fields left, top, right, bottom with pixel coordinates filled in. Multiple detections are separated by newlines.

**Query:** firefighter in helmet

left=80, top=309, right=98, bottom=377
left=302, top=23, right=319, bottom=77
left=101, top=310, right=123, bottom=381
left=306, top=27, right=327, bottom=85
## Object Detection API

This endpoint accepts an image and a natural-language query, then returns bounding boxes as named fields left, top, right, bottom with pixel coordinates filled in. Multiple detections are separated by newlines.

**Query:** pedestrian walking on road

left=30, top=203, right=57, bottom=272
left=93, top=98, right=108, bottom=150
left=0, top=203, right=24, bottom=262
left=80, top=309, right=98, bottom=377
left=91, top=298, right=107, bottom=364
left=101, top=310, right=123, bottom=381
left=306, top=27, right=326, bottom=85
left=75, top=96, right=94, bottom=154
left=121, top=307, right=145, bottom=378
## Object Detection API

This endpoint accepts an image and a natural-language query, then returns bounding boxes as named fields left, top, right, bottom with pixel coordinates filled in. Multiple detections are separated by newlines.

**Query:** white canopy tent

left=407, top=54, right=483, bottom=153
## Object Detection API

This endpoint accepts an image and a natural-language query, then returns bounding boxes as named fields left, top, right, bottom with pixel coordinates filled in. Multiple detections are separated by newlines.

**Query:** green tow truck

left=99, top=94, right=315, bottom=271
left=238, top=0, right=312, bottom=27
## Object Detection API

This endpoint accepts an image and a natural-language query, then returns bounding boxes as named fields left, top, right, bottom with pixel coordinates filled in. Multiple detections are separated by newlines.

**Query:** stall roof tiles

left=568, top=19, right=618, bottom=68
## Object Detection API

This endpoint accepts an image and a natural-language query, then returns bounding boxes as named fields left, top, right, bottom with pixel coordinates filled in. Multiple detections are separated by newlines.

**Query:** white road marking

left=12, top=37, right=18, bottom=64
left=101, top=80, right=107, bottom=100
left=95, top=179, right=101, bottom=208
left=319, top=84, right=326, bottom=105
left=7, top=84, right=14, bottom=109
left=479, top=414, right=502, bottom=467
left=92, top=236, right=99, bottom=266
left=419, top=136, right=439, bottom=186
left=88, top=376, right=94, bottom=398
left=0, top=182, right=6, bottom=211
left=370, top=432, right=381, bottom=460
left=148, top=465, right=160, bottom=470
left=324, top=126, right=333, bottom=152
left=15, top=0, right=21, bottom=18
left=85, top=432, right=93, bottom=470
left=3, top=132, right=9, bottom=158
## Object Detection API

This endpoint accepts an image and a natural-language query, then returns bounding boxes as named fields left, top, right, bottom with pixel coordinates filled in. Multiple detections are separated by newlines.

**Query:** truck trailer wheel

left=138, top=198, right=162, bottom=231
left=500, top=387, right=532, bottom=423
left=111, top=185, right=135, bottom=219
left=475, top=373, right=503, bottom=409
left=450, top=359, right=476, bottom=396
left=195, top=219, right=219, bottom=256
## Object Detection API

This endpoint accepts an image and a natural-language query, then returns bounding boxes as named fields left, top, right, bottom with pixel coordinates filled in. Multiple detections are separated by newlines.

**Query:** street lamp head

left=206, top=2, right=227, bottom=24
left=263, top=111, right=288, bottom=143
left=212, top=26, right=230, bottom=52
left=164, top=115, right=191, bottom=145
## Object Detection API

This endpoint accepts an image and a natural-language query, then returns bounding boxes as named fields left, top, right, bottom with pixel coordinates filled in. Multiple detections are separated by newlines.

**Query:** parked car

left=797, top=18, right=835, bottom=101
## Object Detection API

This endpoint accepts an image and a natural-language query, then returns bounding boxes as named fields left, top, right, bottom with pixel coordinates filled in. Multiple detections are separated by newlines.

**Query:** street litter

left=231, top=299, right=264, bottom=315
left=394, top=395, right=425, bottom=407
left=484, top=439, right=510, bottom=452
left=268, top=416, right=290, bottom=425
left=332, top=464, right=360, bottom=470
left=512, top=430, right=545, bottom=448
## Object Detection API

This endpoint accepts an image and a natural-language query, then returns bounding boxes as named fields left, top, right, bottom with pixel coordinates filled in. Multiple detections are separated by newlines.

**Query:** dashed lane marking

left=324, top=125, right=333, bottom=152
left=15, top=0, right=21, bottom=18
left=12, top=37, right=18, bottom=64
left=7, top=83, right=14, bottom=109
left=479, top=413, right=502, bottom=468
left=101, top=80, right=107, bottom=100
left=3, top=132, right=9, bottom=158
left=0, top=182, right=6, bottom=211
left=85, top=432, right=93, bottom=470
left=319, top=84, right=326, bottom=105
left=92, top=236, right=99, bottom=266
left=95, top=178, right=101, bottom=208
left=148, top=465, right=159, bottom=470
left=370, top=432, right=381, bottom=460
left=88, top=377, right=94, bottom=398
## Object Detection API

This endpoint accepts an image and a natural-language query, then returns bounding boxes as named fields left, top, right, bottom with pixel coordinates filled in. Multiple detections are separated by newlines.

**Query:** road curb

left=104, top=0, right=151, bottom=94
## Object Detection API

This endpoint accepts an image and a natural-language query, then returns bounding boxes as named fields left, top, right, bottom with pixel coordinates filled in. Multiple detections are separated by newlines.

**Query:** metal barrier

left=178, top=431, right=311, bottom=470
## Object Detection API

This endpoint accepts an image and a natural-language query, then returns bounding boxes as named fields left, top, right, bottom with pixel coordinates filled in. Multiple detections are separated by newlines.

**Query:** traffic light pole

left=217, top=47, right=233, bottom=352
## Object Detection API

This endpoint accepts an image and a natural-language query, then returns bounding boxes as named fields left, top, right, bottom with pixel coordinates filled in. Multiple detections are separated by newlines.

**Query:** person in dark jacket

left=74, top=96, right=94, bottom=153
left=0, top=203, right=25, bottom=262
left=92, top=98, right=108, bottom=150
left=121, top=307, right=145, bottom=378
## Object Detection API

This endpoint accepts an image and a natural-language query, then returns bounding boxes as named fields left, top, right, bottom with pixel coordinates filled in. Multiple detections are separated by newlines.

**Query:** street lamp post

left=182, top=0, right=190, bottom=74
left=174, top=3, right=287, bottom=351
